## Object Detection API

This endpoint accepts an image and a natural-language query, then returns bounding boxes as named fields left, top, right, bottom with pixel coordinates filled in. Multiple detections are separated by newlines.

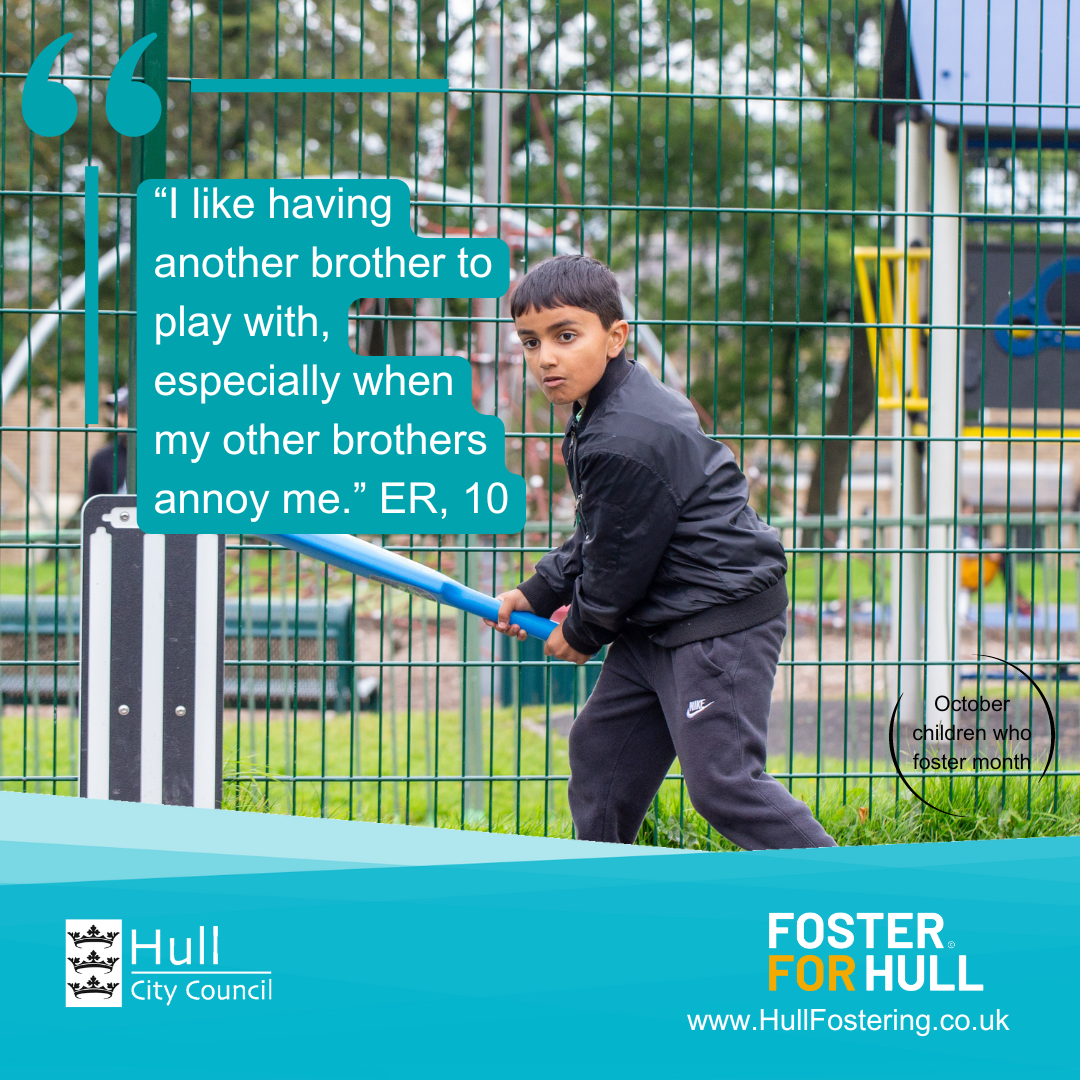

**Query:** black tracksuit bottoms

left=567, top=612, right=836, bottom=849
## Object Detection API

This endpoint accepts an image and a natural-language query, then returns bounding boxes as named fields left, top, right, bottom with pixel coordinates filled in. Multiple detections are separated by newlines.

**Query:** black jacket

left=519, top=353, right=787, bottom=655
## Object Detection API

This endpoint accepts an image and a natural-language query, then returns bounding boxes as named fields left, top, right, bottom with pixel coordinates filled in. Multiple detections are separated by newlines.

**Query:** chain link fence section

left=1, top=1, right=1078, bottom=842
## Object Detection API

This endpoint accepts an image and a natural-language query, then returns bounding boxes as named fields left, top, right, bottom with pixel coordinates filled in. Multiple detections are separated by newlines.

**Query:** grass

left=220, top=705, right=573, bottom=832
left=789, top=552, right=1078, bottom=607
left=0, top=705, right=78, bottom=791
left=0, top=560, right=80, bottom=596
left=5, top=700, right=1078, bottom=850
left=2, top=545, right=1075, bottom=610
left=635, top=772, right=1080, bottom=850
left=216, top=706, right=1080, bottom=848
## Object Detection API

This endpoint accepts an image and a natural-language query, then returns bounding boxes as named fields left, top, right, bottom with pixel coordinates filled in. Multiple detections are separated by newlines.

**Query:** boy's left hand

left=544, top=623, right=592, bottom=665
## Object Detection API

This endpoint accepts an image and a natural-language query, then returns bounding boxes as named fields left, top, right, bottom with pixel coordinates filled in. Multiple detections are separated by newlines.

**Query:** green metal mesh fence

left=1, top=1, right=1077, bottom=843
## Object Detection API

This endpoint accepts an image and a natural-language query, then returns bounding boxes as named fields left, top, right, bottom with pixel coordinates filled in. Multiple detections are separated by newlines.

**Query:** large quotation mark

left=21, top=34, right=161, bottom=138
left=106, top=34, right=161, bottom=136
left=21, top=33, right=77, bottom=136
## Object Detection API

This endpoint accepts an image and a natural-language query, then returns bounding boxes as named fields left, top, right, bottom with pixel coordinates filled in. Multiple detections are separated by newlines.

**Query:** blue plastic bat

left=262, top=533, right=557, bottom=641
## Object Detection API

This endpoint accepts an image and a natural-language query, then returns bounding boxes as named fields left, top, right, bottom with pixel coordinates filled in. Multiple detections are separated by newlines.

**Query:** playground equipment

left=874, top=0, right=1080, bottom=722
left=80, top=495, right=224, bottom=808
left=853, top=246, right=930, bottom=413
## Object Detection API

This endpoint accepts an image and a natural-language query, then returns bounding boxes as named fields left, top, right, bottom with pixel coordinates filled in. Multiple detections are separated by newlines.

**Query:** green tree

left=3, top=0, right=894, bottom=497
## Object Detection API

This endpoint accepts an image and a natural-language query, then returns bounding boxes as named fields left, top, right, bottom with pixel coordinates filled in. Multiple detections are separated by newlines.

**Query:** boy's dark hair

left=510, top=255, right=624, bottom=328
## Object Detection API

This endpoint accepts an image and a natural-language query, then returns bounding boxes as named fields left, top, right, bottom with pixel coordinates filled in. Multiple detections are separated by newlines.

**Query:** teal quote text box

left=136, top=178, right=522, bottom=534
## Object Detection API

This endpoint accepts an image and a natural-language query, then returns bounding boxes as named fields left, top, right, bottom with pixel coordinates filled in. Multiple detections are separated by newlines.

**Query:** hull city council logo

left=64, top=920, right=273, bottom=1007
left=66, top=920, right=123, bottom=1008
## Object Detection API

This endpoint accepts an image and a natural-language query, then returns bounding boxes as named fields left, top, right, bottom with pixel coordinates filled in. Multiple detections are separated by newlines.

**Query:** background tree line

left=2, top=0, right=897, bottom=520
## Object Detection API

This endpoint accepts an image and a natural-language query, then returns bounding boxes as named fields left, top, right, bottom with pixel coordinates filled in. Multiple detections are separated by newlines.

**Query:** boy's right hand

left=484, top=589, right=534, bottom=641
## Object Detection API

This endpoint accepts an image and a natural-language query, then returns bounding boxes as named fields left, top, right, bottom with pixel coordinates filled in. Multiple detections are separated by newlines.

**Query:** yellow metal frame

left=853, top=246, right=931, bottom=411
left=911, top=423, right=1080, bottom=439
left=962, top=425, right=1080, bottom=437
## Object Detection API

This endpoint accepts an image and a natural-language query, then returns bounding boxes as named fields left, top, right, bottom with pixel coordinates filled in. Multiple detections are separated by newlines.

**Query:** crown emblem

left=68, top=975, right=119, bottom=1000
left=68, top=925, right=120, bottom=949
left=68, top=950, right=118, bottom=974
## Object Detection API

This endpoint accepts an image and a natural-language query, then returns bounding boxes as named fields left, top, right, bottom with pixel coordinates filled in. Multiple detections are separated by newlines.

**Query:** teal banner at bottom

left=2, top=793, right=1074, bottom=1078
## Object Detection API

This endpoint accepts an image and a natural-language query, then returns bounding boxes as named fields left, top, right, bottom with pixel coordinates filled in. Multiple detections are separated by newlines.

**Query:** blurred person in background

left=958, top=500, right=1029, bottom=621
left=85, top=386, right=128, bottom=499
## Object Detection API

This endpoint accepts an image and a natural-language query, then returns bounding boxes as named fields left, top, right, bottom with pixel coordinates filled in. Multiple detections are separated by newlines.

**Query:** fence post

left=924, top=124, right=965, bottom=720
left=126, top=0, right=169, bottom=495
left=481, top=21, right=508, bottom=368
left=889, top=114, right=928, bottom=723
left=459, top=535, right=484, bottom=822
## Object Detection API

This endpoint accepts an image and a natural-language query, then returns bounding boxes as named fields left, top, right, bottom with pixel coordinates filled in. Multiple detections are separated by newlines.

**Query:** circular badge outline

left=887, top=653, right=1057, bottom=817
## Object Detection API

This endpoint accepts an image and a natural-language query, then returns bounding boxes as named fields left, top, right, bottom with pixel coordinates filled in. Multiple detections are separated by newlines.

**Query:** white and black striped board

left=80, top=495, right=225, bottom=808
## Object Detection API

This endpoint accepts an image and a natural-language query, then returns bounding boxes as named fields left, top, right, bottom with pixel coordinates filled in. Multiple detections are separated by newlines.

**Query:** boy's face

left=514, top=305, right=629, bottom=406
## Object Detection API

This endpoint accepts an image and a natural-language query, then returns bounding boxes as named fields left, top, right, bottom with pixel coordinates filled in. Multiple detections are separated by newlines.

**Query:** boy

left=489, top=255, right=835, bottom=850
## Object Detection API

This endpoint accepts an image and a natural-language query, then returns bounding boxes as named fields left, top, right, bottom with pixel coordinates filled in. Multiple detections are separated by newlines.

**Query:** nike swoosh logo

left=686, top=701, right=714, bottom=718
